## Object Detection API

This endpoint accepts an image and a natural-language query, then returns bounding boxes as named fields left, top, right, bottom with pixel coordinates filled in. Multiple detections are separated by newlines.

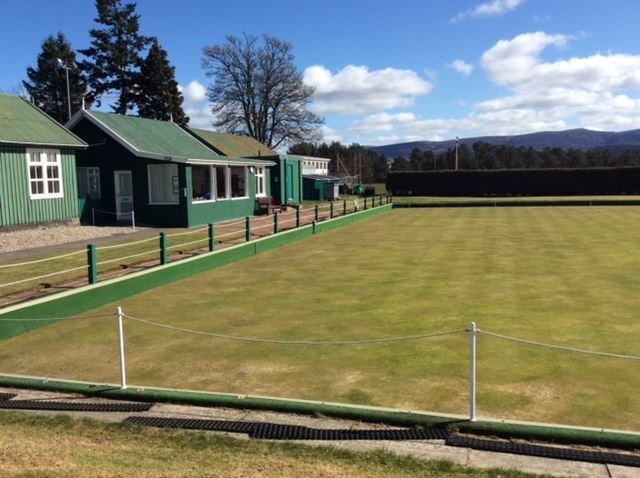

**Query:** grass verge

left=0, top=411, right=546, bottom=477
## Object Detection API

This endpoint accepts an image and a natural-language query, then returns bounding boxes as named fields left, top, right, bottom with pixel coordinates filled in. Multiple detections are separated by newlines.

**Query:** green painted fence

left=0, top=203, right=392, bottom=340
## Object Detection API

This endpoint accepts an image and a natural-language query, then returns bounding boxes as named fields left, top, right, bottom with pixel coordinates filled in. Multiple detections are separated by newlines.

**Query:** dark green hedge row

left=386, top=167, right=640, bottom=196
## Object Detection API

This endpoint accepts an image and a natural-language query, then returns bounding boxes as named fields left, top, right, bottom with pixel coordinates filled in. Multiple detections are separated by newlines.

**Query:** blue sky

left=2, top=0, right=640, bottom=145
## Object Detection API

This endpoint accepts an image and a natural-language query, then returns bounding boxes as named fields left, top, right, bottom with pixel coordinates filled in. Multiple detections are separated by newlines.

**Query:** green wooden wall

left=73, top=118, right=269, bottom=228
left=269, top=155, right=302, bottom=205
left=0, top=146, right=79, bottom=227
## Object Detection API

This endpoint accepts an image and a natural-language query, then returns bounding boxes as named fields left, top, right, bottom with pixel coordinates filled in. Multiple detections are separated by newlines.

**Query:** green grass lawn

left=2, top=207, right=640, bottom=431
left=0, top=412, right=543, bottom=477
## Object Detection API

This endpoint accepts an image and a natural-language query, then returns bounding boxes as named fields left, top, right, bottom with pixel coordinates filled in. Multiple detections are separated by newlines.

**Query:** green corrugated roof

left=0, top=94, right=86, bottom=147
left=90, top=111, right=219, bottom=160
left=189, top=128, right=278, bottom=158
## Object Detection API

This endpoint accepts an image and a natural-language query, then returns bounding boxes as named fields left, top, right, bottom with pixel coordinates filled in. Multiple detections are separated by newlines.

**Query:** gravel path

left=0, top=223, right=146, bottom=254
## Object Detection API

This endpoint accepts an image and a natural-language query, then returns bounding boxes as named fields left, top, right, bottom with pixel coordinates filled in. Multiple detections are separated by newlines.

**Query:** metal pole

left=295, top=207, right=300, bottom=228
left=330, top=202, right=334, bottom=219
left=65, top=66, right=71, bottom=122
left=91, top=207, right=95, bottom=226
left=117, top=306, right=127, bottom=389
left=469, top=321, right=477, bottom=421
left=131, top=211, right=136, bottom=231
left=343, top=199, right=347, bottom=216
left=314, top=205, right=319, bottom=222
left=274, top=211, right=279, bottom=234
left=455, top=136, right=459, bottom=171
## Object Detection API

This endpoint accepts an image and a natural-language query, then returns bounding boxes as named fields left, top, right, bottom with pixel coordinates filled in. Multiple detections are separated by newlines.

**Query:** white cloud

left=336, top=31, right=640, bottom=146
left=319, top=125, right=342, bottom=143
left=446, top=59, right=474, bottom=76
left=451, top=0, right=524, bottom=23
left=304, top=64, right=432, bottom=115
left=178, top=80, right=215, bottom=129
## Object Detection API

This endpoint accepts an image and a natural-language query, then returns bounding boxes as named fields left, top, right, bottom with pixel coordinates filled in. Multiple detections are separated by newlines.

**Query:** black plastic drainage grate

left=124, top=416, right=255, bottom=434
left=124, top=416, right=447, bottom=441
left=446, top=435, right=640, bottom=468
left=0, top=392, right=17, bottom=401
left=250, top=422, right=448, bottom=441
left=0, top=400, right=153, bottom=412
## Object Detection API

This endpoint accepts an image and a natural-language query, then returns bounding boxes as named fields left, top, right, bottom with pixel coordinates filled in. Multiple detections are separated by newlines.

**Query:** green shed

left=187, top=129, right=303, bottom=206
left=68, top=110, right=273, bottom=228
left=0, top=94, right=87, bottom=228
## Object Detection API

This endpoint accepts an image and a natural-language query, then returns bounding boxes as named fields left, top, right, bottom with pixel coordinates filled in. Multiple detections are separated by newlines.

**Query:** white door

left=114, top=170, right=134, bottom=221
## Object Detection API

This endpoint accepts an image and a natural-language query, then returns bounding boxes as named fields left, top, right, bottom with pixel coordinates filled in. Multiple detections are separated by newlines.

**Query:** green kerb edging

left=2, top=374, right=640, bottom=451
left=393, top=198, right=640, bottom=208
left=0, top=204, right=392, bottom=340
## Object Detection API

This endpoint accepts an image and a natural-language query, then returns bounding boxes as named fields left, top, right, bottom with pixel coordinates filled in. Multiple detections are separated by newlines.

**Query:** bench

left=258, top=196, right=286, bottom=215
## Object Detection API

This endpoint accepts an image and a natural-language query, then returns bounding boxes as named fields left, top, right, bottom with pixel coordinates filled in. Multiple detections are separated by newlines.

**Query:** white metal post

left=117, top=307, right=127, bottom=389
left=131, top=211, right=136, bottom=231
left=469, top=321, right=477, bottom=421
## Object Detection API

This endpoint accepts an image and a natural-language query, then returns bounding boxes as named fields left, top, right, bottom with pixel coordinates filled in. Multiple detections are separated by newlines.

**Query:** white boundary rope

left=216, top=218, right=248, bottom=228
left=167, top=237, right=209, bottom=250
left=98, top=236, right=157, bottom=250
left=0, top=312, right=115, bottom=322
left=96, top=249, right=160, bottom=266
left=168, top=226, right=209, bottom=237
left=0, top=249, right=85, bottom=269
left=123, top=314, right=466, bottom=345
left=0, top=265, right=89, bottom=289
left=479, top=329, right=640, bottom=361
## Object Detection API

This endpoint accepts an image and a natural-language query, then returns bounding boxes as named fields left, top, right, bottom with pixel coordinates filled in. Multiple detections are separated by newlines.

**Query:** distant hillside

left=369, top=128, right=640, bottom=159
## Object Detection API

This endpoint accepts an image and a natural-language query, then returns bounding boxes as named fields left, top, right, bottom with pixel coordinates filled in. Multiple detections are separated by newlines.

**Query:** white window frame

left=147, top=164, right=180, bottom=205
left=229, top=165, right=249, bottom=200
left=191, top=165, right=237, bottom=204
left=216, top=165, right=230, bottom=201
left=255, top=166, right=266, bottom=198
left=77, top=166, right=101, bottom=200
left=27, top=148, right=64, bottom=200
left=191, top=164, right=216, bottom=204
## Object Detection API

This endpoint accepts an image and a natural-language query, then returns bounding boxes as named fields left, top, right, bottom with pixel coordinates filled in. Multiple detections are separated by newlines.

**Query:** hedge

left=386, top=167, right=640, bottom=196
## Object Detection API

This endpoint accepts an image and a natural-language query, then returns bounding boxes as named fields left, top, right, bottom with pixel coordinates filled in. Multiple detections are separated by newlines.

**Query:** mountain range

left=368, top=128, right=640, bottom=159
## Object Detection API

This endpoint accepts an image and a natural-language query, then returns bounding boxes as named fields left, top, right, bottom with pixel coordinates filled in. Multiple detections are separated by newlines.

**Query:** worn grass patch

left=0, top=412, right=546, bottom=477
left=2, top=207, right=640, bottom=431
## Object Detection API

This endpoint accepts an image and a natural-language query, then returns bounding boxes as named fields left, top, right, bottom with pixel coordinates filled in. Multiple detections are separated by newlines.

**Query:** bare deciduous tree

left=202, top=34, right=323, bottom=149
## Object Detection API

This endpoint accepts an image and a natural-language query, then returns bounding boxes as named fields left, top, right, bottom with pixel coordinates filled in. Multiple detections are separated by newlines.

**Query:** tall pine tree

left=23, top=33, right=87, bottom=124
left=135, top=38, right=189, bottom=125
left=79, top=0, right=149, bottom=114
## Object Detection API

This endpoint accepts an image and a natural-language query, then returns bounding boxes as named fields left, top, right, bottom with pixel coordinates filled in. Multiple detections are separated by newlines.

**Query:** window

left=192, top=165, right=212, bottom=201
left=255, top=167, right=266, bottom=197
left=148, top=164, right=179, bottom=204
left=216, top=166, right=228, bottom=199
left=77, top=167, right=101, bottom=199
left=27, top=149, right=63, bottom=199
left=230, top=166, right=247, bottom=198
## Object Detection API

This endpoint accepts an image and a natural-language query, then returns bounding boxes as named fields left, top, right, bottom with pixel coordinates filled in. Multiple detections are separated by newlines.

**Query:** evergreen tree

left=23, top=33, right=87, bottom=124
left=135, top=38, right=188, bottom=125
left=79, top=0, right=149, bottom=113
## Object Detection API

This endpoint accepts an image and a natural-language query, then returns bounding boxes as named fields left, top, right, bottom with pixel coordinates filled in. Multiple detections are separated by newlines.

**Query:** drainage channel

left=0, top=400, right=152, bottom=412
left=446, top=435, right=640, bottom=468
left=0, top=392, right=17, bottom=401
left=124, top=416, right=448, bottom=441
left=125, top=416, right=640, bottom=468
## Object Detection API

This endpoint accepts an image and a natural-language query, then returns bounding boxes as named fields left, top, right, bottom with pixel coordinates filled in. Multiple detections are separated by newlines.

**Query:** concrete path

left=1, top=386, right=638, bottom=478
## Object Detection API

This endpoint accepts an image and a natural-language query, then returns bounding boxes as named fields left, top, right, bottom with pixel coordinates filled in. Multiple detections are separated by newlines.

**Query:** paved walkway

left=1, top=386, right=637, bottom=477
